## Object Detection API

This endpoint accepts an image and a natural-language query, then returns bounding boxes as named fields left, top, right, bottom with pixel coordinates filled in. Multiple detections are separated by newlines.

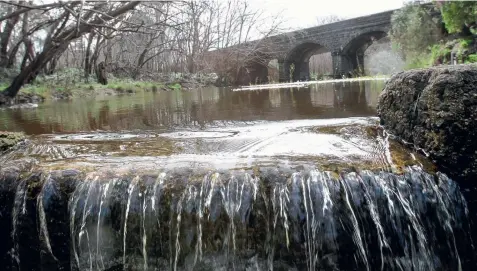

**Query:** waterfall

left=0, top=166, right=475, bottom=271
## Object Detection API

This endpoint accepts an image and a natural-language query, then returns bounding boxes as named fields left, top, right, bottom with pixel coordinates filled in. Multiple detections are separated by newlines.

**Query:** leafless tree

left=1, top=1, right=141, bottom=97
left=0, top=0, right=286, bottom=98
left=197, top=0, right=286, bottom=84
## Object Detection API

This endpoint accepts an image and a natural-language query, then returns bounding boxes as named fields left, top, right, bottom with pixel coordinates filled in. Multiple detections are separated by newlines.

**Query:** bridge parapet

left=205, top=8, right=399, bottom=83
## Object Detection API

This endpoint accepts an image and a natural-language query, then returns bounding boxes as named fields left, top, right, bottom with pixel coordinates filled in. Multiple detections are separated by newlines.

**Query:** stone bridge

left=208, top=9, right=396, bottom=83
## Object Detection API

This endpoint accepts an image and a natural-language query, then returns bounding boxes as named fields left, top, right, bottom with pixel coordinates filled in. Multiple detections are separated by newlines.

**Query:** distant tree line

left=0, top=0, right=285, bottom=98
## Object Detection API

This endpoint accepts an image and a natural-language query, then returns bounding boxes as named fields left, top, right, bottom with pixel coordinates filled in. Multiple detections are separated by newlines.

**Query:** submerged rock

left=0, top=132, right=25, bottom=152
left=377, top=64, right=477, bottom=181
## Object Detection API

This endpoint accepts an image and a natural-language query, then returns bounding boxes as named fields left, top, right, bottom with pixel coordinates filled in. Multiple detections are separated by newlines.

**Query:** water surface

left=0, top=81, right=383, bottom=134
left=1, top=80, right=434, bottom=172
left=1, top=80, right=475, bottom=271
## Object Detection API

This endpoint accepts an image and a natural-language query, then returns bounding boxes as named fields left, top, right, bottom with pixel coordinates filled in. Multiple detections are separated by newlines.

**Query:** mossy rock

left=378, top=64, right=477, bottom=181
left=0, top=132, right=25, bottom=152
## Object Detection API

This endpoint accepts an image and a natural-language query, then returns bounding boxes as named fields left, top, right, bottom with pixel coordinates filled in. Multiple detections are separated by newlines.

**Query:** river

left=0, top=80, right=475, bottom=270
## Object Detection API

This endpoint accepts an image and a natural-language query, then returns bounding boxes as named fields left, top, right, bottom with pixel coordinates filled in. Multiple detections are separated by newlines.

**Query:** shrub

left=389, top=3, right=443, bottom=60
left=439, top=1, right=477, bottom=34
left=466, top=54, right=477, bottom=63
left=430, top=44, right=451, bottom=65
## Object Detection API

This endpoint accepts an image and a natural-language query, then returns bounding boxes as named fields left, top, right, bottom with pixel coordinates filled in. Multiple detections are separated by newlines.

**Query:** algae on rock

left=0, top=132, right=25, bottom=152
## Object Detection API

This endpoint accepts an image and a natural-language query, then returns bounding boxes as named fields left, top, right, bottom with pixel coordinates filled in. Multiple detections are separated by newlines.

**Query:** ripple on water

left=52, top=132, right=157, bottom=141
left=1, top=117, right=434, bottom=174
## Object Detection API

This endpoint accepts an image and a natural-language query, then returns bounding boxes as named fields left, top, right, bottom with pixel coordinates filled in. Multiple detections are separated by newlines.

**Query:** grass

left=0, top=78, right=171, bottom=99
left=395, top=35, right=477, bottom=70
left=459, top=38, right=473, bottom=48
left=167, top=82, right=181, bottom=90
left=404, top=54, right=431, bottom=70
left=0, top=68, right=188, bottom=100
left=430, top=44, right=451, bottom=65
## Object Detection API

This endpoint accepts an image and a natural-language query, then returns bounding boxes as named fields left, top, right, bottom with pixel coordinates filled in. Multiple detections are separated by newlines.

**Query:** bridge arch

left=339, top=29, right=388, bottom=75
left=236, top=51, right=274, bottom=85
left=284, top=41, right=331, bottom=82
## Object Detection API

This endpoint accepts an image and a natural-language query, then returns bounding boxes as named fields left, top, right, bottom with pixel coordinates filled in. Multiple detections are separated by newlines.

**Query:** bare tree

left=197, top=0, right=286, bottom=84
left=0, top=1, right=21, bottom=67
left=1, top=1, right=140, bottom=98
left=0, top=0, right=286, bottom=98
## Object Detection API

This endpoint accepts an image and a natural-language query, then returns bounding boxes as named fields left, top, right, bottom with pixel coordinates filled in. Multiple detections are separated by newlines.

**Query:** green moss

left=0, top=132, right=25, bottom=151
left=312, top=126, right=343, bottom=134
left=104, top=80, right=166, bottom=93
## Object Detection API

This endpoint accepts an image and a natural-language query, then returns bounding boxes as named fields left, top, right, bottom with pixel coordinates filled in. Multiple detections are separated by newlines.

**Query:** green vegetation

left=389, top=1, right=477, bottom=69
left=389, top=3, right=443, bottom=65
left=467, top=54, right=477, bottom=63
left=440, top=1, right=477, bottom=34
left=0, top=132, right=25, bottom=152
left=430, top=44, right=451, bottom=65
left=167, top=83, right=182, bottom=90
left=0, top=68, right=178, bottom=100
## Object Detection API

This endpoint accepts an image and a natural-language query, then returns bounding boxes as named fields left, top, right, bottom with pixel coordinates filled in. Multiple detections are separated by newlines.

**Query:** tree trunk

left=90, top=34, right=104, bottom=77
left=3, top=42, right=69, bottom=97
left=96, top=62, right=108, bottom=85
left=6, top=41, right=21, bottom=68
left=84, top=31, right=95, bottom=81
left=0, top=5, right=21, bottom=68
left=1, top=1, right=140, bottom=97
left=45, top=55, right=59, bottom=75
left=133, top=48, right=149, bottom=79
left=14, top=9, right=33, bottom=70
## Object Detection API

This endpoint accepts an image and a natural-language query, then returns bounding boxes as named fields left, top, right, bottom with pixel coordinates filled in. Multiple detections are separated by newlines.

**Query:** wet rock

left=0, top=92, right=44, bottom=107
left=51, top=89, right=72, bottom=100
left=0, top=93, right=11, bottom=106
left=0, top=132, right=25, bottom=152
left=377, top=64, right=477, bottom=181
left=15, top=92, right=44, bottom=104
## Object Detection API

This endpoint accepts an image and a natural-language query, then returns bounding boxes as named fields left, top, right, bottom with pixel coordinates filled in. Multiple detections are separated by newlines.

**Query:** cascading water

left=0, top=166, right=474, bottom=271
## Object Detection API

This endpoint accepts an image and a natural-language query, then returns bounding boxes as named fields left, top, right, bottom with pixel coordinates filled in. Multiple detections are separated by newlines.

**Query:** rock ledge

left=378, top=64, right=477, bottom=181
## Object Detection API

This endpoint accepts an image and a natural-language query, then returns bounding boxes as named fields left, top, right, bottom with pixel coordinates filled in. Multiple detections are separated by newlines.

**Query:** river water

left=0, top=81, right=380, bottom=134
left=0, top=80, right=410, bottom=170
left=0, top=80, right=475, bottom=270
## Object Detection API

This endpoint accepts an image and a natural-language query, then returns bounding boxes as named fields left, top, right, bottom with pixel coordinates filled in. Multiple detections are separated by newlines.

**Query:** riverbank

left=0, top=69, right=219, bottom=107
left=0, top=80, right=200, bottom=107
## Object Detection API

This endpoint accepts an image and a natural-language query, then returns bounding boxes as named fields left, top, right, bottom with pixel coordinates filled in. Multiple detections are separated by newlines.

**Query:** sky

left=251, top=0, right=408, bottom=29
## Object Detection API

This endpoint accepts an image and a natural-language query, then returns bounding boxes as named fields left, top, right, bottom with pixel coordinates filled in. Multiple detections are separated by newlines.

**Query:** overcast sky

left=250, top=0, right=408, bottom=29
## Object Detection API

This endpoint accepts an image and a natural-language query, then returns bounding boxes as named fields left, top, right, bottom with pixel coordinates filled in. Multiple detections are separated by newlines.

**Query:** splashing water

left=1, top=167, right=475, bottom=270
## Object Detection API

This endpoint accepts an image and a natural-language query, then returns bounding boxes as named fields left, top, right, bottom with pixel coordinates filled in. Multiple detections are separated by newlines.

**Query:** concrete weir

left=0, top=159, right=475, bottom=270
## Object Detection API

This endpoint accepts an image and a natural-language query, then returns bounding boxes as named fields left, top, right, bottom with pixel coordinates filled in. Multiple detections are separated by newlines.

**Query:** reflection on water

left=0, top=80, right=385, bottom=135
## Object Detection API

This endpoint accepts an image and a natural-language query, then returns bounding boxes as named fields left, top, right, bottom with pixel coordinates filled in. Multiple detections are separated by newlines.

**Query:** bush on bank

left=389, top=1, right=477, bottom=69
